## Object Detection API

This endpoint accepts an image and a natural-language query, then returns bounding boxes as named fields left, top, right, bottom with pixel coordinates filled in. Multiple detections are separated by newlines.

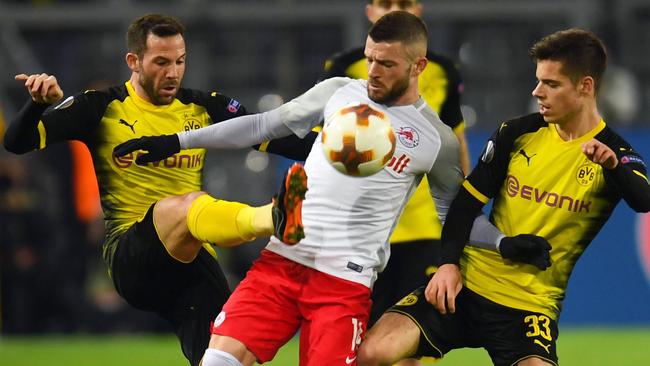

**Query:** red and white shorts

left=211, top=249, right=372, bottom=365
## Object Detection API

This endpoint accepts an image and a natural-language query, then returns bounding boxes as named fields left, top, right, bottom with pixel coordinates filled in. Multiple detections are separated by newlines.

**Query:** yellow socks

left=186, top=194, right=273, bottom=247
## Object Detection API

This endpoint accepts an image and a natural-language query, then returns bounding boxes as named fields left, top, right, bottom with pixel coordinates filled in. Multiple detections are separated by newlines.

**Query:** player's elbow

left=631, top=197, right=650, bottom=213
left=3, top=124, right=40, bottom=154
left=626, top=187, right=650, bottom=212
left=3, top=136, right=29, bottom=154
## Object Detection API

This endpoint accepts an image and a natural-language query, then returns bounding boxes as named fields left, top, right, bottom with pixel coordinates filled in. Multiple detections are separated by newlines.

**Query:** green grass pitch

left=0, top=327, right=648, bottom=365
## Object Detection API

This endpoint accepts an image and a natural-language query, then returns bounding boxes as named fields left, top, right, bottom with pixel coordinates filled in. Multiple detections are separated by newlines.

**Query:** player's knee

left=153, top=191, right=207, bottom=260
left=164, top=191, right=206, bottom=208
left=157, top=191, right=206, bottom=215
left=357, top=338, right=392, bottom=366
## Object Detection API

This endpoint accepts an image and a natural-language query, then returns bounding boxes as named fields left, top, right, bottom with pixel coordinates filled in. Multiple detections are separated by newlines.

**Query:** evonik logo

left=113, top=152, right=203, bottom=169
left=506, top=175, right=592, bottom=213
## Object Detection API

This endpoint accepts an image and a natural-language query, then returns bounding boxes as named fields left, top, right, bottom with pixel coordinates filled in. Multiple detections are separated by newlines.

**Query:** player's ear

left=413, top=56, right=427, bottom=77
left=579, top=75, right=595, bottom=96
left=126, top=52, right=140, bottom=73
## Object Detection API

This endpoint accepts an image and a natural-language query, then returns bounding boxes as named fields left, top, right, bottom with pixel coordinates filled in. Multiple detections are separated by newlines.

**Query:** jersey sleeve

left=463, top=121, right=519, bottom=203
left=3, top=100, right=48, bottom=153
left=256, top=130, right=318, bottom=161
left=439, top=116, right=515, bottom=265
left=278, top=77, right=351, bottom=138
left=40, top=90, right=108, bottom=146
left=598, top=130, right=650, bottom=212
left=195, top=91, right=248, bottom=124
left=177, top=79, right=349, bottom=150
left=426, top=129, right=463, bottom=223
left=266, top=49, right=350, bottom=159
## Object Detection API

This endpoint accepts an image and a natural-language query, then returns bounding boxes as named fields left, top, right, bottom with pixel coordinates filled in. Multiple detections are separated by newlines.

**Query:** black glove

left=499, top=234, right=552, bottom=270
left=112, top=134, right=180, bottom=165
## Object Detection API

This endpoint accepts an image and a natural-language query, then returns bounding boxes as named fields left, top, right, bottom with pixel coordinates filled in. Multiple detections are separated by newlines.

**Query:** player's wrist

left=440, top=250, right=462, bottom=266
left=27, top=98, right=50, bottom=110
left=495, top=234, right=507, bottom=252
left=167, top=133, right=181, bottom=152
left=176, top=132, right=187, bottom=149
left=439, top=263, right=460, bottom=271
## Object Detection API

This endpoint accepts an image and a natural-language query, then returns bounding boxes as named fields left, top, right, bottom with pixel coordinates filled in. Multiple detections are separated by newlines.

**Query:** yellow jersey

left=35, top=81, right=247, bottom=267
left=462, top=113, right=649, bottom=319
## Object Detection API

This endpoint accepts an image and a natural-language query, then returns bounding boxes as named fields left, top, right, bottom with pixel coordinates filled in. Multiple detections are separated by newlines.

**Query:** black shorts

left=370, top=239, right=439, bottom=326
left=111, top=205, right=231, bottom=366
left=388, top=286, right=559, bottom=366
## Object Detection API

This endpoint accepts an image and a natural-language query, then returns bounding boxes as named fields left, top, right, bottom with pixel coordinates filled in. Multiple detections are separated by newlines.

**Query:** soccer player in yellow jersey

left=3, top=14, right=306, bottom=366
left=321, top=2, right=470, bottom=351
left=358, top=29, right=650, bottom=366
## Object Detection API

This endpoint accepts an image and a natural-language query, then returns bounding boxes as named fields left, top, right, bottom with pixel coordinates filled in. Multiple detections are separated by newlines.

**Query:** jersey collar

left=125, top=80, right=173, bottom=111
left=549, top=118, right=606, bottom=144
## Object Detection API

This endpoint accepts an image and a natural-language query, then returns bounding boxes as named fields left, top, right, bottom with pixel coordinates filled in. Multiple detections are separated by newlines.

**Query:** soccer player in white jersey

left=114, top=12, right=551, bottom=366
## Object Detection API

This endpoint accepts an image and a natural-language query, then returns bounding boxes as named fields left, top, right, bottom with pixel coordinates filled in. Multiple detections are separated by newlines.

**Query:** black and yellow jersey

left=459, top=113, right=650, bottom=319
left=30, top=81, right=246, bottom=266
left=321, top=47, right=464, bottom=243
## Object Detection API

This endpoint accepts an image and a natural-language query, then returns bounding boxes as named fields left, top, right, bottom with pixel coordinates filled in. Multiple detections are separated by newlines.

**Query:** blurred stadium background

left=1, top=0, right=649, bottom=365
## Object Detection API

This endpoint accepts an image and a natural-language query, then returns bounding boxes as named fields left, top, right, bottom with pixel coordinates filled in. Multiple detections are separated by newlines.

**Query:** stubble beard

left=367, top=70, right=411, bottom=105
left=139, top=72, right=174, bottom=106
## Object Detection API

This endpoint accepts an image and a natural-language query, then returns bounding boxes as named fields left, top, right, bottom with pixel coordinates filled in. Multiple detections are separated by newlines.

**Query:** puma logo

left=519, top=149, right=537, bottom=166
left=119, top=119, right=138, bottom=133
left=534, top=339, right=551, bottom=353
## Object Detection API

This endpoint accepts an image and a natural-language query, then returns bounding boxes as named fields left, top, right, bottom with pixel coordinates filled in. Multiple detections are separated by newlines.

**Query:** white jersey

left=266, top=77, right=463, bottom=287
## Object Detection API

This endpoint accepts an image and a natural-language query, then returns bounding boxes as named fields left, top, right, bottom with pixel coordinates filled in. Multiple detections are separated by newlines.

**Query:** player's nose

left=367, top=62, right=380, bottom=78
left=531, top=82, right=543, bottom=98
left=166, top=65, right=180, bottom=79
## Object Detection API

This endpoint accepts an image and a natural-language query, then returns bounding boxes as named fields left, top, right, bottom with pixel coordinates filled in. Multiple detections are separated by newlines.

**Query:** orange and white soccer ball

left=321, top=103, right=396, bottom=177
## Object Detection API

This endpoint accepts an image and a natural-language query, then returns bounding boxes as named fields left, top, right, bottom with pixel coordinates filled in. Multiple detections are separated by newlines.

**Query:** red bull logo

left=637, top=212, right=650, bottom=285
left=396, top=126, right=419, bottom=148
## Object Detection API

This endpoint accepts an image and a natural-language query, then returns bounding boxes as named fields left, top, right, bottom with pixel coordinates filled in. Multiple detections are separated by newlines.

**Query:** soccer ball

left=321, top=103, right=396, bottom=177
